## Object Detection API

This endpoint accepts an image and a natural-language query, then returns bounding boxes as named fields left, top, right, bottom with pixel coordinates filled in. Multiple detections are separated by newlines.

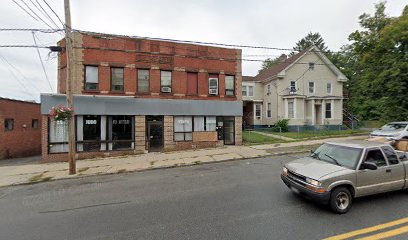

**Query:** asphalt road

left=1, top=154, right=408, bottom=240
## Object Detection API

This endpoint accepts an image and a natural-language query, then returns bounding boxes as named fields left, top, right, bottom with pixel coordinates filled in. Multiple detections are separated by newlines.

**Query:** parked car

left=370, top=122, right=408, bottom=140
left=281, top=140, right=408, bottom=214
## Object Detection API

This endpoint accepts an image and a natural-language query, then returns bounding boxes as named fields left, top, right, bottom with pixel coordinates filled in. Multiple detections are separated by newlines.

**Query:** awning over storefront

left=41, top=94, right=242, bottom=116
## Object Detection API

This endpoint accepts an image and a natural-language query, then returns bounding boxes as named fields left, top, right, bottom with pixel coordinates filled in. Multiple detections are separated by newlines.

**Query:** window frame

left=327, top=83, right=332, bottom=94
left=290, top=81, right=297, bottom=93
left=84, top=65, right=99, bottom=91
left=325, top=102, right=332, bottom=119
left=267, top=103, right=272, bottom=118
left=137, top=69, right=150, bottom=94
left=174, top=116, right=193, bottom=141
left=248, top=86, right=254, bottom=96
left=160, top=70, right=172, bottom=93
left=208, top=75, right=219, bottom=95
left=381, top=146, right=399, bottom=165
left=363, top=148, right=387, bottom=168
left=4, top=118, right=14, bottom=131
left=309, top=81, right=315, bottom=94
left=225, top=75, right=235, bottom=96
left=110, top=67, right=124, bottom=92
left=287, top=101, right=294, bottom=119
left=309, top=62, right=315, bottom=70
left=255, top=104, right=262, bottom=120
left=32, top=119, right=39, bottom=129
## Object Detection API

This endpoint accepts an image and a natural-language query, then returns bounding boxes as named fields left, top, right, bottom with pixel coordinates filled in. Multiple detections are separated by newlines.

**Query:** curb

left=0, top=150, right=309, bottom=189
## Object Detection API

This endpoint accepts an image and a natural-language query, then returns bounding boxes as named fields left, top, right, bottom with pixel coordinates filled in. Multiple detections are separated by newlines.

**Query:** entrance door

left=223, top=118, right=235, bottom=145
left=148, top=122, right=163, bottom=152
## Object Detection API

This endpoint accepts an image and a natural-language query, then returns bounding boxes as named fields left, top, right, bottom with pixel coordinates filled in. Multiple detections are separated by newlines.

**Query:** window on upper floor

left=84, top=66, right=99, bottom=90
left=208, top=75, right=219, bottom=95
left=137, top=69, right=150, bottom=93
left=309, top=82, right=315, bottom=94
left=225, top=75, right=235, bottom=96
left=327, top=83, right=332, bottom=94
left=309, top=62, right=315, bottom=70
left=4, top=119, right=14, bottom=131
left=267, top=84, right=271, bottom=94
left=248, top=86, right=253, bottom=96
left=111, top=67, right=124, bottom=92
left=242, top=87, right=247, bottom=96
left=290, top=81, right=296, bottom=93
left=160, top=70, right=172, bottom=93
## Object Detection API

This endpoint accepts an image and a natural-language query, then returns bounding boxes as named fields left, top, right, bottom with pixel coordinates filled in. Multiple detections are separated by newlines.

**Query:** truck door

left=356, top=148, right=393, bottom=196
left=381, top=146, right=405, bottom=191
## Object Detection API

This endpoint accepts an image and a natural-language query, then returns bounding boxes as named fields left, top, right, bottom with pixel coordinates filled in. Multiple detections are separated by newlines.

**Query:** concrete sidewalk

left=0, top=135, right=366, bottom=187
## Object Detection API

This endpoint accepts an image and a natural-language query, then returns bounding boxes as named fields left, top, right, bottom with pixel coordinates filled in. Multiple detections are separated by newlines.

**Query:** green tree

left=292, top=32, right=329, bottom=54
left=258, top=56, right=280, bottom=73
left=345, top=2, right=408, bottom=121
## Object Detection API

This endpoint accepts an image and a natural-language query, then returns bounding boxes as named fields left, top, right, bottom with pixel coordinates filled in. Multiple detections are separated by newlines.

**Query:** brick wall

left=0, top=99, right=41, bottom=159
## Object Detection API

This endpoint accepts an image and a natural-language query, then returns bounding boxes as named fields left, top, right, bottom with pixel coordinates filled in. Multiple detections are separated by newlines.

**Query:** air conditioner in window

left=161, top=86, right=171, bottom=93
left=208, top=78, right=218, bottom=95
left=209, top=88, right=218, bottom=95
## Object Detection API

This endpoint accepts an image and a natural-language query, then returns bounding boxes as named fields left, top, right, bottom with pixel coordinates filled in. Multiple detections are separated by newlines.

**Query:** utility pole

left=64, top=0, right=76, bottom=175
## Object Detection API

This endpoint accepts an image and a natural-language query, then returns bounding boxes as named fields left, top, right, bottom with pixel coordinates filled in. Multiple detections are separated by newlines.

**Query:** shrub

left=276, top=119, right=289, bottom=132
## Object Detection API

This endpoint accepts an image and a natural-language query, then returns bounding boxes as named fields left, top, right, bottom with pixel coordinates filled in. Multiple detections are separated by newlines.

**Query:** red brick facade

left=0, top=98, right=41, bottom=159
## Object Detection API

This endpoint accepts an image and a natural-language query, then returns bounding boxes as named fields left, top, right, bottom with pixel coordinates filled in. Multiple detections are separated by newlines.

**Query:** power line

left=29, top=0, right=61, bottom=29
left=12, top=0, right=40, bottom=22
left=42, top=0, right=65, bottom=27
left=18, top=0, right=56, bottom=30
left=32, top=31, right=54, bottom=91
left=0, top=28, right=63, bottom=32
left=0, top=45, right=52, bottom=48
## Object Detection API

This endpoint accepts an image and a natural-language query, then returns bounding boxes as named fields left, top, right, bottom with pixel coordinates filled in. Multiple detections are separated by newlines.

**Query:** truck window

left=381, top=146, right=399, bottom=165
left=364, top=149, right=387, bottom=167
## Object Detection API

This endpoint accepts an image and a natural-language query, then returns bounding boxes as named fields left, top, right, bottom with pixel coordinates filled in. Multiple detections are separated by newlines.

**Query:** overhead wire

left=31, top=31, right=54, bottom=91
left=18, top=0, right=56, bottom=30
left=29, top=0, right=60, bottom=30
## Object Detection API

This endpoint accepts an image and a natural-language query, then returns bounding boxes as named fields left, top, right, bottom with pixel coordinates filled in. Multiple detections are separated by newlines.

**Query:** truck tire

left=329, top=187, right=352, bottom=214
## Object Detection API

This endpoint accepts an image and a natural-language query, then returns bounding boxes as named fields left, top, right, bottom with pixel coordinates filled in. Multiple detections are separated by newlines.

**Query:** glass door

left=223, top=118, right=235, bottom=145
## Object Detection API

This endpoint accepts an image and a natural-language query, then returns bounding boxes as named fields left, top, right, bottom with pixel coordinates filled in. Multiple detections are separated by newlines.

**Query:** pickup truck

left=281, top=140, right=408, bottom=214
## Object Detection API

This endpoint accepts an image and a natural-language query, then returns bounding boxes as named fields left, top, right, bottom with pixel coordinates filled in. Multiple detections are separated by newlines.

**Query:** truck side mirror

left=360, top=162, right=378, bottom=170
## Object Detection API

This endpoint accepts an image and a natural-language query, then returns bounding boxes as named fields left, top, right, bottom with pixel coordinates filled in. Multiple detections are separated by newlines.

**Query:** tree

left=344, top=2, right=408, bottom=121
left=258, top=57, right=280, bottom=73
left=291, top=32, right=329, bottom=54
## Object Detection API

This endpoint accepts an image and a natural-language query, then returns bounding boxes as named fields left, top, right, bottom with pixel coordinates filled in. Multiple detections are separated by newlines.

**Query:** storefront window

left=49, top=119, right=68, bottom=153
left=174, top=116, right=192, bottom=141
left=109, top=116, right=134, bottom=150
left=82, top=115, right=101, bottom=151
left=193, top=116, right=216, bottom=132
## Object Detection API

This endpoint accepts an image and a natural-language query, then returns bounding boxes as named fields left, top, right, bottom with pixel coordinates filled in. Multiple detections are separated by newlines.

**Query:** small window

left=267, top=84, right=271, bottom=94
left=160, top=70, right=172, bottom=92
left=85, top=66, right=99, bottom=90
left=309, top=62, right=315, bottom=70
left=364, top=149, right=387, bottom=167
left=5, top=119, right=14, bottom=131
left=382, top=146, right=399, bottom=165
left=248, top=86, right=254, bottom=96
left=242, top=87, right=247, bottom=97
left=255, top=104, right=262, bottom=120
left=225, top=75, right=235, bottom=96
left=267, top=103, right=271, bottom=118
left=208, top=76, right=219, bottom=95
left=325, top=103, right=332, bottom=119
left=327, top=83, right=332, bottom=94
left=174, top=116, right=192, bottom=141
left=309, top=82, right=315, bottom=94
left=137, top=69, right=150, bottom=93
left=111, top=67, right=124, bottom=92
left=288, top=101, right=294, bottom=119
left=290, top=81, right=296, bottom=93
left=32, top=119, right=39, bottom=129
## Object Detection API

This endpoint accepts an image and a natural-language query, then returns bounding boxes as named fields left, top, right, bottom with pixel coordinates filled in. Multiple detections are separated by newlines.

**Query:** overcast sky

left=0, top=0, right=406, bottom=102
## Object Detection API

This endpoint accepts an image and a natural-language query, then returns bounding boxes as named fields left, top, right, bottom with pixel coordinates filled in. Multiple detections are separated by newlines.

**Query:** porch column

left=311, top=99, right=315, bottom=126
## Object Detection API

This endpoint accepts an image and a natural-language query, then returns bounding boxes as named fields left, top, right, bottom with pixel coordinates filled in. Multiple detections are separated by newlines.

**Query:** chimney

left=278, top=54, right=287, bottom=62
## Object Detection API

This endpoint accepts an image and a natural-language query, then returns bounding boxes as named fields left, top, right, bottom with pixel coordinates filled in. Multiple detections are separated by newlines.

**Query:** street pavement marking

left=356, top=225, right=408, bottom=240
left=323, top=217, right=408, bottom=240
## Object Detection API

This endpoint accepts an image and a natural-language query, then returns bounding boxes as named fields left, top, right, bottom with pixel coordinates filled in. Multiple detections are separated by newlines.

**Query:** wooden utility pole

left=64, top=0, right=76, bottom=174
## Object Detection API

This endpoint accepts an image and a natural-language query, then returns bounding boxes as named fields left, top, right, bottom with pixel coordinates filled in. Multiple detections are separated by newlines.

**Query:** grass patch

left=243, top=131, right=286, bottom=145
left=117, top=169, right=127, bottom=174
left=194, top=161, right=202, bottom=165
left=29, top=174, right=44, bottom=182
left=258, top=129, right=369, bottom=140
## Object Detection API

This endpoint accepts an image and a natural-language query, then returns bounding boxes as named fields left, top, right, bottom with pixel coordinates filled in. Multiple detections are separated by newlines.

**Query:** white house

left=242, top=46, right=348, bottom=130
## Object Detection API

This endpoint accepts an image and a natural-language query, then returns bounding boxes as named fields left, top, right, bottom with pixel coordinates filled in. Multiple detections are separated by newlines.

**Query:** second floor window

left=242, top=86, right=254, bottom=97
left=290, top=81, right=296, bottom=93
left=225, top=75, right=235, bottom=96
left=309, top=82, right=315, bottom=94
left=32, top=119, right=39, bottom=128
left=309, top=62, right=315, bottom=70
left=137, top=69, right=150, bottom=93
left=5, top=119, right=14, bottom=131
left=111, top=67, right=124, bottom=92
left=160, top=71, right=172, bottom=93
left=85, top=66, right=98, bottom=90
left=327, top=83, right=332, bottom=94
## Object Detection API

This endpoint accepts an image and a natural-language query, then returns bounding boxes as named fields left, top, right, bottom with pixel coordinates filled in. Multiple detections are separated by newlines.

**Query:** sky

left=0, top=0, right=406, bottom=102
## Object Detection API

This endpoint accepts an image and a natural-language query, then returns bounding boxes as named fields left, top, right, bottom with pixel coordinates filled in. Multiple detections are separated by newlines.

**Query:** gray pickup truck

left=281, top=140, right=408, bottom=214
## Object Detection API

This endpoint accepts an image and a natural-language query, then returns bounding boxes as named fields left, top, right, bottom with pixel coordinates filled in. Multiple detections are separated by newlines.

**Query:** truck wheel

left=329, top=187, right=352, bottom=214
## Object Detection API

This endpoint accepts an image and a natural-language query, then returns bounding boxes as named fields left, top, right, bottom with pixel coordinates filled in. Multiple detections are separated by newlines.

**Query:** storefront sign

left=113, top=120, right=130, bottom=125
left=177, top=119, right=190, bottom=124
left=85, top=120, right=97, bottom=125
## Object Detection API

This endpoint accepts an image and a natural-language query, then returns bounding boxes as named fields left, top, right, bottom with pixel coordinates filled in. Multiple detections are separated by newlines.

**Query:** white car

left=370, top=122, right=408, bottom=140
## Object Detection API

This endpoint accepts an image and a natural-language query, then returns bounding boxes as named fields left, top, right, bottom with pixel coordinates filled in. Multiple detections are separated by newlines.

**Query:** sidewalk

left=0, top=135, right=366, bottom=187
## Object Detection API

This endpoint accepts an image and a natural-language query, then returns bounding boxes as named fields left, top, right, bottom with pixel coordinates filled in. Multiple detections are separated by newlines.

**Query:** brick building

left=41, top=31, right=242, bottom=162
left=0, top=98, right=41, bottom=159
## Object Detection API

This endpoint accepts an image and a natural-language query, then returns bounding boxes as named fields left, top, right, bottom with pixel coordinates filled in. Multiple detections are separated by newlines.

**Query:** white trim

left=254, top=103, right=262, bottom=120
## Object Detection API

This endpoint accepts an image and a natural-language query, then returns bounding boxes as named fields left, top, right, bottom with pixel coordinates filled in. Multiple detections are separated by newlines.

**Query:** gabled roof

left=244, top=46, right=348, bottom=83
left=242, top=76, right=257, bottom=82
